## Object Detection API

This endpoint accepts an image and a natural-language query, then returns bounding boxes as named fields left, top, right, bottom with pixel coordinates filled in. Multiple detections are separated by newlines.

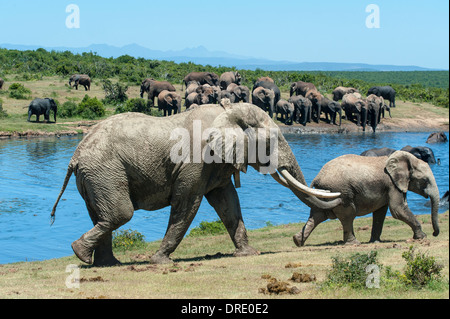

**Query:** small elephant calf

left=294, top=151, right=440, bottom=246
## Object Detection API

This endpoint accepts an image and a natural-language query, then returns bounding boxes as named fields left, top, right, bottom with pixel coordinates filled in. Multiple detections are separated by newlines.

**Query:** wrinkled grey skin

left=140, top=79, right=176, bottom=106
left=332, top=86, right=359, bottom=101
left=401, top=145, right=437, bottom=165
left=320, top=98, right=342, bottom=126
left=27, top=98, right=57, bottom=122
left=288, top=95, right=312, bottom=126
left=341, top=93, right=368, bottom=131
left=290, top=81, right=317, bottom=97
left=294, top=151, right=440, bottom=246
left=184, top=91, right=215, bottom=108
left=367, top=85, right=396, bottom=108
left=157, top=90, right=182, bottom=116
left=219, top=71, right=242, bottom=90
left=228, top=84, right=250, bottom=103
left=360, top=147, right=396, bottom=157
left=426, top=132, right=448, bottom=144
left=69, top=74, right=87, bottom=87
left=51, top=102, right=342, bottom=266
left=275, top=99, right=295, bottom=125
left=73, top=75, right=91, bottom=91
left=252, top=81, right=281, bottom=106
left=183, top=72, right=219, bottom=90
left=252, top=86, right=276, bottom=118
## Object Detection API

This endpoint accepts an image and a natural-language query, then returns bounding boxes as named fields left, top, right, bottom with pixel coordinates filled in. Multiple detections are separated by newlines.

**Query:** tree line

left=0, top=48, right=448, bottom=108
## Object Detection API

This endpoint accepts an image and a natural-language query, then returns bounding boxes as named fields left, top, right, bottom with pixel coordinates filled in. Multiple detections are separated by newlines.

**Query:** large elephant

left=367, top=85, right=396, bottom=108
left=0, top=77, right=4, bottom=90
left=252, top=81, right=281, bottom=106
left=69, top=74, right=88, bottom=88
left=140, top=79, right=176, bottom=106
left=365, top=94, right=383, bottom=132
left=275, top=99, right=295, bottom=125
left=219, top=71, right=241, bottom=91
left=252, top=86, right=276, bottom=118
left=157, top=90, right=182, bottom=116
left=293, top=151, right=440, bottom=246
left=27, top=98, right=58, bottom=122
left=288, top=95, right=312, bottom=126
left=341, top=93, right=368, bottom=131
left=400, top=145, right=437, bottom=164
left=332, top=86, right=359, bottom=101
left=73, top=75, right=91, bottom=91
left=290, top=81, right=317, bottom=97
left=51, top=102, right=341, bottom=266
left=227, top=84, right=250, bottom=103
left=183, top=72, right=219, bottom=89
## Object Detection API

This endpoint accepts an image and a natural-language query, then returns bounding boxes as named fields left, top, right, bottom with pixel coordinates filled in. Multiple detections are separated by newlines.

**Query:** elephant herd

left=139, top=72, right=395, bottom=133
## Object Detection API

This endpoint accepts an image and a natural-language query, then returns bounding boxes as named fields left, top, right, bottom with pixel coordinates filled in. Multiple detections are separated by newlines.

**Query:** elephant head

left=231, top=85, right=250, bottom=103
left=252, top=87, right=275, bottom=118
left=385, top=151, right=440, bottom=236
left=207, top=102, right=342, bottom=210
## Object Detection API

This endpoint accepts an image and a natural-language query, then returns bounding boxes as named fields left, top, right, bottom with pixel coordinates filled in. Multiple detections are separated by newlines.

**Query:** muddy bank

left=1, top=117, right=448, bottom=139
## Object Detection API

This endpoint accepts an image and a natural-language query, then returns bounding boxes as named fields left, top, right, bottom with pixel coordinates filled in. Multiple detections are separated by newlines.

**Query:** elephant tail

left=50, top=163, right=74, bottom=225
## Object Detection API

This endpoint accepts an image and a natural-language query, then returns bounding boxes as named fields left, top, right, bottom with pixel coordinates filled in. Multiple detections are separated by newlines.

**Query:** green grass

left=0, top=211, right=447, bottom=299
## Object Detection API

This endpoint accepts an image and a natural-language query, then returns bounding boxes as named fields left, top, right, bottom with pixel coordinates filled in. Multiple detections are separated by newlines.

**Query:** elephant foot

left=149, top=252, right=173, bottom=264
left=293, top=233, right=305, bottom=247
left=233, top=245, right=259, bottom=257
left=71, top=238, right=94, bottom=264
left=412, top=230, right=427, bottom=240
left=93, top=251, right=121, bottom=267
left=344, top=239, right=361, bottom=246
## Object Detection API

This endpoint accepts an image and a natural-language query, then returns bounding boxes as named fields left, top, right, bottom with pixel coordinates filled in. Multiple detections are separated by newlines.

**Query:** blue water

left=0, top=131, right=448, bottom=264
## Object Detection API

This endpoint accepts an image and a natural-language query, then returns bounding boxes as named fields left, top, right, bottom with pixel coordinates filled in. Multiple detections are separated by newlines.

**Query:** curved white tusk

left=278, top=168, right=341, bottom=199
left=270, top=172, right=290, bottom=188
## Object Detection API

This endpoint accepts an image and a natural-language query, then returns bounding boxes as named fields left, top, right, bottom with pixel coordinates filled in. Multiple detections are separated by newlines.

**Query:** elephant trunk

left=273, top=139, right=342, bottom=210
left=426, top=185, right=440, bottom=237
left=337, top=108, right=342, bottom=126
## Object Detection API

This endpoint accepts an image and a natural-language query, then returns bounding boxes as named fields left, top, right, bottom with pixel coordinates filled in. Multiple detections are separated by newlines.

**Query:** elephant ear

left=164, top=95, right=173, bottom=106
left=385, top=151, right=411, bottom=193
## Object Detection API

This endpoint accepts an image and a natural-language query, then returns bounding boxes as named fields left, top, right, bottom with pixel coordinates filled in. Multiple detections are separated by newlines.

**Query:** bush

left=102, top=79, right=128, bottom=105
left=188, top=219, right=227, bottom=237
left=401, top=246, right=443, bottom=287
left=0, top=98, right=8, bottom=118
left=58, top=101, right=78, bottom=118
left=8, top=82, right=31, bottom=99
left=323, top=251, right=381, bottom=289
left=112, top=229, right=146, bottom=251
left=77, top=95, right=105, bottom=119
left=115, top=98, right=149, bottom=114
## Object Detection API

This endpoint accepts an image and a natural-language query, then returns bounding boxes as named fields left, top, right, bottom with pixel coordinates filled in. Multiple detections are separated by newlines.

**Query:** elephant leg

left=293, top=209, right=328, bottom=247
left=370, top=205, right=388, bottom=243
left=205, top=181, right=259, bottom=257
left=388, top=189, right=425, bottom=239
left=150, top=195, right=203, bottom=264
left=72, top=181, right=134, bottom=266
left=335, top=206, right=359, bottom=244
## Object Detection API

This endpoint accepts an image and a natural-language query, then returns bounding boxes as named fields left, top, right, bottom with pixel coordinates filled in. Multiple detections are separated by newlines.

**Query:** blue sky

left=0, top=0, right=448, bottom=69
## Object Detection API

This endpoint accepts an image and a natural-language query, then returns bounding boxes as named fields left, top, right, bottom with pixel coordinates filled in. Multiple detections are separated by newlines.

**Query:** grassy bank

left=0, top=211, right=448, bottom=299
left=1, top=76, right=449, bottom=137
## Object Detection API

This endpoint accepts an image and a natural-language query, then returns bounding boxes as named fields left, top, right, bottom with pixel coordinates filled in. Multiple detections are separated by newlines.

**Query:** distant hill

left=0, top=43, right=442, bottom=72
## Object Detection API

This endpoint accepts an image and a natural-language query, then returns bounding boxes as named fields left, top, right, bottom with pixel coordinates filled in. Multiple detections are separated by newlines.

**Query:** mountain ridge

left=0, top=43, right=443, bottom=72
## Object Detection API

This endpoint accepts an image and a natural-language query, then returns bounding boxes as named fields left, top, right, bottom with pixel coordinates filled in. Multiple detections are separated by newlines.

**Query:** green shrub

left=102, top=79, right=128, bottom=105
left=188, top=219, right=227, bottom=237
left=8, top=82, right=31, bottom=100
left=323, top=251, right=381, bottom=289
left=77, top=95, right=105, bottom=119
left=115, top=98, right=149, bottom=114
left=0, top=98, right=8, bottom=118
left=58, top=101, right=78, bottom=118
left=401, top=246, right=443, bottom=287
left=112, top=229, right=146, bottom=251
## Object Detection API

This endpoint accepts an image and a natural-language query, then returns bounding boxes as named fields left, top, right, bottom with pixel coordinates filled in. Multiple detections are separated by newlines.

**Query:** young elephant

left=275, top=99, right=295, bottom=125
left=157, top=90, right=182, bottom=116
left=294, top=151, right=440, bottom=246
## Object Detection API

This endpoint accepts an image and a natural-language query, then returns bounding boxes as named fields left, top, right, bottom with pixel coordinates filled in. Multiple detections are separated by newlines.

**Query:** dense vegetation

left=0, top=48, right=448, bottom=108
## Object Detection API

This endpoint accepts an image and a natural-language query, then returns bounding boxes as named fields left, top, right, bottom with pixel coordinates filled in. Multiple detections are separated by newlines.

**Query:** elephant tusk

left=271, top=172, right=290, bottom=188
left=278, top=168, right=341, bottom=199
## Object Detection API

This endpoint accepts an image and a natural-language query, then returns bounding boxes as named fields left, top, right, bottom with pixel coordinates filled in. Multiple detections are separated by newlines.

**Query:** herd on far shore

left=1, top=71, right=399, bottom=133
